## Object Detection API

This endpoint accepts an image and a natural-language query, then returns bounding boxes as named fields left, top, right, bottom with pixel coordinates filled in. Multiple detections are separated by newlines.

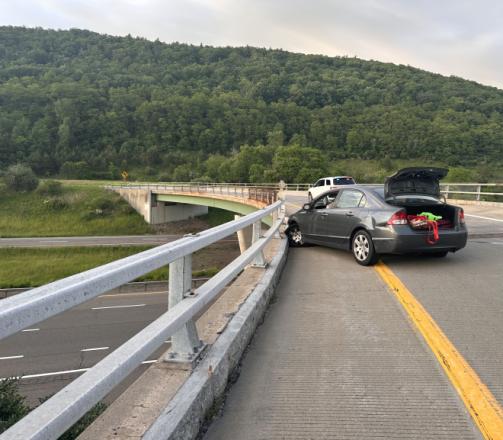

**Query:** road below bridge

left=0, top=290, right=170, bottom=406
left=0, top=234, right=238, bottom=248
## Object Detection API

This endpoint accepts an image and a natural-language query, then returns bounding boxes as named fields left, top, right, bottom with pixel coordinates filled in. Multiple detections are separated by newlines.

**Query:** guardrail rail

left=0, top=201, right=284, bottom=440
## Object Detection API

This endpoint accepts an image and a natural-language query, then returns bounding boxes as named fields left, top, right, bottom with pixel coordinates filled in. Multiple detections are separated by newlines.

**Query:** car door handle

left=345, top=211, right=354, bottom=217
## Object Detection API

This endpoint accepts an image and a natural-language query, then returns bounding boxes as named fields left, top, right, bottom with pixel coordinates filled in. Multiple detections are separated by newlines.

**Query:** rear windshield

left=333, top=177, right=355, bottom=185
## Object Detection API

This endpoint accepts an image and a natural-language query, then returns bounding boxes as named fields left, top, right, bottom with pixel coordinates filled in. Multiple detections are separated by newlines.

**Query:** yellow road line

left=374, top=261, right=503, bottom=440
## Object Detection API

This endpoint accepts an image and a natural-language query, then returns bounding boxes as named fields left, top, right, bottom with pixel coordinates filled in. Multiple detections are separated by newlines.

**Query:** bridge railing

left=0, top=201, right=283, bottom=440
left=108, top=182, right=503, bottom=202
left=107, top=182, right=279, bottom=205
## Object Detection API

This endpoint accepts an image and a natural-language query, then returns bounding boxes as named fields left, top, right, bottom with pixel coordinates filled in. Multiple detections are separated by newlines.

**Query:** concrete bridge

left=1, top=183, right=503, bottom=440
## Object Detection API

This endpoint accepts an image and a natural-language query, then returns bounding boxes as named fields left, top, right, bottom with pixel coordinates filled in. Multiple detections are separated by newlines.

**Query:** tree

left=3, top=164, right=39, bottom=192
left=271, top=145, right=328, bottom=183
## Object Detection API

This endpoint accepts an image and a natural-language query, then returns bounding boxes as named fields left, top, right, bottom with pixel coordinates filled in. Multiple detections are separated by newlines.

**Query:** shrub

left=60, top=161, right=91, bottom=179
left=37, top=180, right=63, bottom=196
left=3, top=164, right=39, bottom=192
left=0, top=378, right=30, bottom=433
left=44, top=197, right=68, bottom=211
left=91, top=197, right=115, bottom=212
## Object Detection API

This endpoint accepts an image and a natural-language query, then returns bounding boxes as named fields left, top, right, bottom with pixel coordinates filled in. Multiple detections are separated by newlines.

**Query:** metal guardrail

left=0, top=201, right=284, bottom=440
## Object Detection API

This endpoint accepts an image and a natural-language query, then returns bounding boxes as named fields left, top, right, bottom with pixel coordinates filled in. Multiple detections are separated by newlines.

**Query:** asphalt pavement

left=0, top=291, right=170, bottom=405
left=0, top=235, right=181, bottom=248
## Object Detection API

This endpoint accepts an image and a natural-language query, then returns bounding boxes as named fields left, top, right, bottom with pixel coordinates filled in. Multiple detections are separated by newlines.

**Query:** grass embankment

left=0, top=181, right=151, bottom=237
left=0, top=245, right=238, bottom=288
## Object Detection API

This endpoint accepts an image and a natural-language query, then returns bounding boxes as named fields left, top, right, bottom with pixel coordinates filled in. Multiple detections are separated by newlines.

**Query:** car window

left=314, top=180, right=323, bottom=187
left=333, top=177, right=355, bottom=185
left=325, top=179, right=331, bottom=185
left=336, top=189, right=365, bottom=208
left=359, top=195, right=367, bottom=207
left=314, top=191, right=338, bottom=209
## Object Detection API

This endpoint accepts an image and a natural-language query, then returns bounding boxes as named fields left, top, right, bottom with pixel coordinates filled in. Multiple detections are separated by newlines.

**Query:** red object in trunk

left=407, top=215, right=440, bottom=244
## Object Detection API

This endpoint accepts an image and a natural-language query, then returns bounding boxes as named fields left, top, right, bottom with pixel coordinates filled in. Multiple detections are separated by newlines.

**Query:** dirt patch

left=192, top=240, right=240, bottom=272
left=151, top=217, right=213, bottom=235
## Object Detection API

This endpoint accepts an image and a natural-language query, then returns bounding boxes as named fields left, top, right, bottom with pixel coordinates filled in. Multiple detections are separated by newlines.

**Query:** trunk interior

left=403, top=204, right=456, bottom=228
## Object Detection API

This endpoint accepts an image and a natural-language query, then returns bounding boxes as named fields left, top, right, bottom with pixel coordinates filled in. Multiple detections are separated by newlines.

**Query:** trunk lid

left=384, top=167, right=448, bottom=201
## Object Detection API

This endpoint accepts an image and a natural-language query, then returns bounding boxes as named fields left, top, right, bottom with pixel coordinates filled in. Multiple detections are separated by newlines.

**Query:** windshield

left=333, top=177, right=355, bottom=185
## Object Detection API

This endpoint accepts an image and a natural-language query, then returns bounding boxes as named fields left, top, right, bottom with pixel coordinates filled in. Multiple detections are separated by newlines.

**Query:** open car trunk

left=403, top=204, right=457, bottom=229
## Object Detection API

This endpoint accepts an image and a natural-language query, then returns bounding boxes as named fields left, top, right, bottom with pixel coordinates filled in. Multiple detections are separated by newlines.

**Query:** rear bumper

left=372, top=225, right=468, bottom=254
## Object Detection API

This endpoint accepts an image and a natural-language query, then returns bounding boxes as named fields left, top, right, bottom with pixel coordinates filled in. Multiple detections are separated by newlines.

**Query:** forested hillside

left=1, top=26, right=502, bottom=182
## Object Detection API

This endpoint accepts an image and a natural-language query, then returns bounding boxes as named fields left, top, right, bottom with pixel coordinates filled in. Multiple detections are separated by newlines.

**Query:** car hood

left=384, top=167, right=448, bottom=200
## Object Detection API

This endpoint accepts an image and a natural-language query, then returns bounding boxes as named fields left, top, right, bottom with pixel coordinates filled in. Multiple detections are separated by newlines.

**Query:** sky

left=1, top=0, right=502, bottom=89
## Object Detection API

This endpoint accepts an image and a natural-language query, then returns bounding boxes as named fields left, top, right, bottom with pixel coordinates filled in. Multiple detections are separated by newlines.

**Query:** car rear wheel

left=352, top=230, right=378, bottom=266
left=287, top=224, right=304, bottom=247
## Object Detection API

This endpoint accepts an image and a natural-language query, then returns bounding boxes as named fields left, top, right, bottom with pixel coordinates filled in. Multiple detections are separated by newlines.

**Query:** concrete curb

left=142, top=238, right=289, bottom=440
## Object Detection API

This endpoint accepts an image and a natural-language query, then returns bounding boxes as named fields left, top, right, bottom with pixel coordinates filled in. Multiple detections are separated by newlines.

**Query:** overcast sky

left=1, top=0, right=502, bottom=89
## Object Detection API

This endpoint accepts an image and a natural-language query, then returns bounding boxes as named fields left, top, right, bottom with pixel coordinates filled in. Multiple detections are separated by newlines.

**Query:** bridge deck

left=204, top=246, right=482, bottom=439
left=204, top=197, right=503, bottom=439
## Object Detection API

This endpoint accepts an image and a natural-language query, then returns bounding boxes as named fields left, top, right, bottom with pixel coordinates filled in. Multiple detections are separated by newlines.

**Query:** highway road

left=0, top=234, right=180, bottom=248
left=0, top=291, right=170, bottom=405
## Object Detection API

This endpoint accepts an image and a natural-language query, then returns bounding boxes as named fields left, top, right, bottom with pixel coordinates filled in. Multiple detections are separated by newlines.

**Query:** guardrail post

left=251, top=221, right=267, bottom=267
left=164, top=253, right=205, bottom=367
left=444, top=185, right=450, bottom=199
left=476, top=185, right=481, bottom=201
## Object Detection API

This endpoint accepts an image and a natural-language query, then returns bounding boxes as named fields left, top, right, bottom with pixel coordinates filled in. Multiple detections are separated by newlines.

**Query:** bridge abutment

left=115, top=188, right=208, bottom=224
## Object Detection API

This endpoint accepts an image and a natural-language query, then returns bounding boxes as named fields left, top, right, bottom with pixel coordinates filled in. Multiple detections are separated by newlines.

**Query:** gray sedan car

left=285, top=167, right=468, bottom=265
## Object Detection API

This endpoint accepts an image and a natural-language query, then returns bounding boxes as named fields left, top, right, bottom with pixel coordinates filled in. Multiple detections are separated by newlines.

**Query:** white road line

left=465, top=214, right=503, bottom=223
left=45, top=240, right=69, bottom=243
left=21, top=328, right=40, bottom=332
left=100, top=291, right=166, bottom=298
left=0, top=360, right=159, bottom=381
left=491, top=241, right=503, bottom=245
left=81, top=347, right=109, bottom=352
left=0, top=355, right=24, bottom=360
left=91, top=304, right=146, bottom=310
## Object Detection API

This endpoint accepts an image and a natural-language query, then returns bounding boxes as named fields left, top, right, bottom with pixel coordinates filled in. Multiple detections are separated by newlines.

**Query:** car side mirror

left=303, top=203, right=311, bottom=211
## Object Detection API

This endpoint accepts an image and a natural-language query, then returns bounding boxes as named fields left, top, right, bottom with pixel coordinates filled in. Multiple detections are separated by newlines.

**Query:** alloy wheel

left=353, top=234, right=370, bottom=261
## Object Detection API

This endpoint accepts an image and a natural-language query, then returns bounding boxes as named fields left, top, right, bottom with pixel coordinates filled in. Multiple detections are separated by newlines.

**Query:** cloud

left=1, top=0, right=502, bottom=88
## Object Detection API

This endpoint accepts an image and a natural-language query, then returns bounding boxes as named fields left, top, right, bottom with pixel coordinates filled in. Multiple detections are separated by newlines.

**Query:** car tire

left=352, top=230, right=378, bottom=266
left=287, top=224, right=304, bottom=247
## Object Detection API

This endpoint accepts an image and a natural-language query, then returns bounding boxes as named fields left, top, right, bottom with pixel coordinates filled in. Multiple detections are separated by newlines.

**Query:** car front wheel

left=287, top=224, right=304, bottom=247
left=352, top=230, right=378, bottom=266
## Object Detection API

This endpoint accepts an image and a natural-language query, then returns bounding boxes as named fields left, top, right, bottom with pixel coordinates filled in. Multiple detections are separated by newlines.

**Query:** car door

left=318, top=189, right=368, bottom=248
left=310, top=192, right=339, bottom=246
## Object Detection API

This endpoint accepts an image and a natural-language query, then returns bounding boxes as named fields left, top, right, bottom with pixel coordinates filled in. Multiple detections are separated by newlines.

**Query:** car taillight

left=387, top=210, right=408, bottom=225
left=458, top=209, right=465, bottom=225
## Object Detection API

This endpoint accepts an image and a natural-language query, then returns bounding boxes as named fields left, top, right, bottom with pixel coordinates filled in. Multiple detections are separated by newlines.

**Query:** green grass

left=199, top=208, right=235, bottom=227
left=0, top=246, right=220, bottom=288
left=0, top=181, right=151, bottom=237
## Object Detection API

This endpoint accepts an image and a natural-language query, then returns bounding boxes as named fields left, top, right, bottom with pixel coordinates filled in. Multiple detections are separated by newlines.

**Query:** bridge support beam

left=235, top=214, right=253, bottom=253
left=164, top=254, right=205, bottom=368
